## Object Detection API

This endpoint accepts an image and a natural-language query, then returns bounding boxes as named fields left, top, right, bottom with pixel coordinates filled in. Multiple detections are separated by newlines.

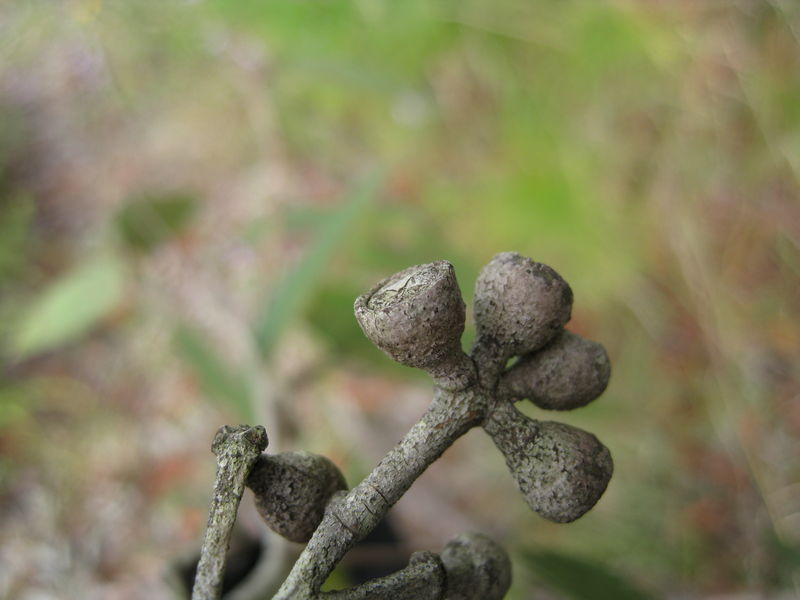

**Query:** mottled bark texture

left=317, top=533, right=509, bottom=600
left=272, top=387, right=489, bottom=599
left=354, top=260, right=476, bottom=391
left=247, top=452, right=347, bottom=543
left=498, top=330, right=611, bottom=410
left=483, top=401, right=613, bottom=523
left=472, top=252, right=573, bottom=384
left=354, top=261, right=464, bottom=370
left=192, top=425, right=268, bottom=600
left=200, top=253, right=615, bottom=600
left=321, top=551, right=446, bottom=600
left=440, top=533, right=512, bottom=600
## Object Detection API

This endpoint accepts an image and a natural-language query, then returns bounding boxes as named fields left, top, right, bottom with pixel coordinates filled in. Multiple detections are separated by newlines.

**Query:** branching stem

left=320, top=551, right=445, bottom=600
left=193, top=255, right=612, bottom=600
left=273, top=384, right=490, bottom=599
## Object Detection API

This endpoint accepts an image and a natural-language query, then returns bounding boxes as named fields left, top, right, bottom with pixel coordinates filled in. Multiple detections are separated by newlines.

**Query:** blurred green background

left=1, top=1, right=799, bottom=598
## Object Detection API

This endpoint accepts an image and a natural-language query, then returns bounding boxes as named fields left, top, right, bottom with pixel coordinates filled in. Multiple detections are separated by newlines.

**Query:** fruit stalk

left=273, top=386, right=489, bottom=599
left=192, top=425, right=268, bottom=600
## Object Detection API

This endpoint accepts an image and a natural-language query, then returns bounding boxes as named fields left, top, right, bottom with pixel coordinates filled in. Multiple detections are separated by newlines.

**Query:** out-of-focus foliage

left=174, top=324, right=255, bottom=423
left=254, top=173, right=379, bottom=359
left=0, top=195, right=35, bottom=284
left=521, top=548, right=653, bottom=600
left=116, top=193, right=198, bottom=253
left=1, top=1, right=799, bottom=599
left=11, top=254, right=125, bottom=358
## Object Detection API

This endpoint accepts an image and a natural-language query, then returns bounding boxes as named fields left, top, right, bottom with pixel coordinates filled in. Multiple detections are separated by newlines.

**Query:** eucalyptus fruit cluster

left=194, top=252, right=614, bottom=600
left=351, top=252, right=613, bottom=524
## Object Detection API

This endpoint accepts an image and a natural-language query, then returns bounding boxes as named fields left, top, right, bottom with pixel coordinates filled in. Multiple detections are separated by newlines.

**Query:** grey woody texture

left=197, top=253, right=614, bottom=600
left=498, top=330, right=611, bottom=410
left=321, top=551, right=446, bottom=600
left=247, top=452, right=347, bottom=543
left=472, top=252, right=573, bottom=383
left=354, top=261, right=465, bottom=371
left=483, top=401, right=613, bottom=523
left=192, top=425, right=268, bottom=600
left=440, top=533, right=512, bottom=600
left=273, top=385, right=488, bottom=599
left=354, top=260, right=476, bottom=391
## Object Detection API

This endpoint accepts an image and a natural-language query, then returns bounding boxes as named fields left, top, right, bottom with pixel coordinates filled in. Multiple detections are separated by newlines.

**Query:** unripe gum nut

left=484, top=402, right=613, bottom=523
left=500, top=330, right=611, bottom=410
left=441, top=532, right=511, bottom=600
left=246, top=452, right=347, bottom=543
left=354, top=261, right=466, bottom=370
left=473, top=252, right=573, bottom=359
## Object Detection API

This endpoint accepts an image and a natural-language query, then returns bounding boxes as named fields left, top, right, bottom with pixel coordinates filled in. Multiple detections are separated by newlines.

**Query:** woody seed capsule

left=483, top=401, right=613, bottom=523
left=441, top=532, right=512, bottom=600
left=246, top=451, right=347, bottom=543
left=473, top=252, right=573, bottom=360
left=354, top=261, right=466, bottom=371
left=499, top=330, right=611, bottom=410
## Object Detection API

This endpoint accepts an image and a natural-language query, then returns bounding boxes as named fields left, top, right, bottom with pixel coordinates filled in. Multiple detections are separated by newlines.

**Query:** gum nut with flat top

left=246, top=452, right=347, bottom=543
left=441, top=532, right=511, bottom=600
left=354, top=261, right=465, bottom=370
left=484, top=402, right=612, bottom=523
left=499, top=330, right=611, bottom=410
left=473, top=252, right=572, bottom=358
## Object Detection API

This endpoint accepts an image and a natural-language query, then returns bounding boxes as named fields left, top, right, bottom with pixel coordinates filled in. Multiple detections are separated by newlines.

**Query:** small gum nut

left=440, top=532, right=511, bottom=600
left=484, top=402, right=613, bottom=523
left=499, top=330, right=611, bottom=410
left=354, top=261, right=465, bottom=370
left=473, top=252, right=573, bottom=359
left=246, top=451, right=347, bottom=543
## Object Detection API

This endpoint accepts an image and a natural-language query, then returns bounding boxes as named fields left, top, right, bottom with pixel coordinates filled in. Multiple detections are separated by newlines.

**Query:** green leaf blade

left=174, top=324, right=255, bottom=422
left=11, top=255, right=125, bottom=358
left=253, top=172, right=381, bottom=358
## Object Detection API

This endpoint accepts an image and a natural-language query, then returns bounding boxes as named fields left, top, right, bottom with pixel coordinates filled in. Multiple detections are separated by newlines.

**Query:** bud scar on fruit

left=192, top=252, right=613, bottom=600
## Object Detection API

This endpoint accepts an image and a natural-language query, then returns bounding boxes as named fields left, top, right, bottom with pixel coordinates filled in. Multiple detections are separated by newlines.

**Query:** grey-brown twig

left=199, top=253, right=614, bottom=600
left=192, top=425, right=268, bottom=600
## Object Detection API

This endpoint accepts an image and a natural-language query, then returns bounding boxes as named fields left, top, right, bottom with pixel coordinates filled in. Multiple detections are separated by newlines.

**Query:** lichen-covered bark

left=192, top=425, right=268, bottom=600
left=321, top=551, right=446, bottom=600
left=439, top=533, right=511, bottom=600
left=199, top=255, right=614, bottom=600
left=497, top=330, right=610, bottom=410
left=247, top=452, right=347, bottom=543
left=483, top=402, right=612, bottom=523
left=273, top=386, right=490, bottom=599
left=473, top=252, right=573, bottom=360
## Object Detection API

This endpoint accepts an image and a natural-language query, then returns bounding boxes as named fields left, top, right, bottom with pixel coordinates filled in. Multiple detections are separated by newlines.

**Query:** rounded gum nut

left=440, top=532, right=511, bottom=600
left=484, top=402, right=613, bottom=523
left=473, top=252, right=573, bottom=359
left=246, top=452, right=347, bottom=543
left=499, top=330, right=611, bottom=410
left=354, top=261, right=466, bottom=370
